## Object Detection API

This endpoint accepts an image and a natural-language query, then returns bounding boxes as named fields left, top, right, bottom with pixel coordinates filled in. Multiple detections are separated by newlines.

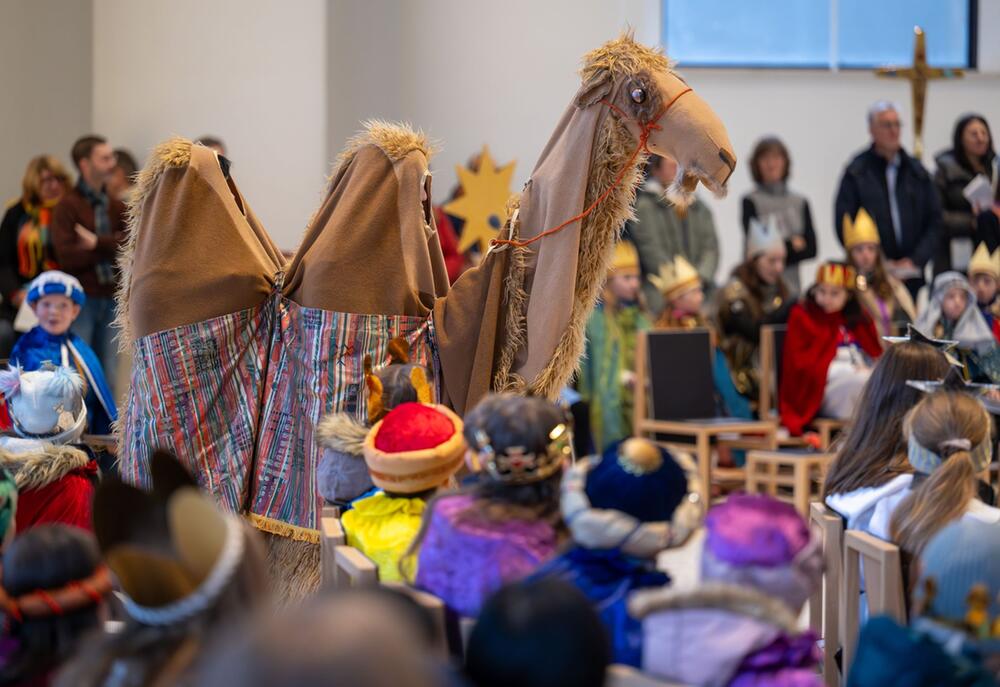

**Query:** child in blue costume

left=530, top=438, right=704, bottom=667
left=9, top=271, right=116, bottom=435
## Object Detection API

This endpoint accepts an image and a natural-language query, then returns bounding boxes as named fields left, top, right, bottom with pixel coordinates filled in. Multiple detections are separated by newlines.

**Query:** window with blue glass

left=661, top=0, right=974, bottom=69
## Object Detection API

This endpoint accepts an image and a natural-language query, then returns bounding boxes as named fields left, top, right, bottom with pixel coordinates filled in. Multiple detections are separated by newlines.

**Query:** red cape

left=14, top=460, right=98, bottom=534
left=779, top=301, right=882, bottom=436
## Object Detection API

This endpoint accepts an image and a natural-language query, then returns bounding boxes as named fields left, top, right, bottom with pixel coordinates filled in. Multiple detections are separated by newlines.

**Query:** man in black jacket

left=835, top=101, right=942, bottom=300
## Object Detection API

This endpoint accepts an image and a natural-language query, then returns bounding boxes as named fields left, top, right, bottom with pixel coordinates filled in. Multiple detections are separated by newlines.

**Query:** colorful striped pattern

left=120, top=293, right=439, bottom=537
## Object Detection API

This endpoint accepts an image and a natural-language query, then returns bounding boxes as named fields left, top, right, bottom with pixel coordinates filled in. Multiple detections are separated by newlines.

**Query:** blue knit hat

left=584, top=439, right=687, bottom=523
left=915, top=518, right=1000, bottom=629
left=26, top=270, right=86, bottom=306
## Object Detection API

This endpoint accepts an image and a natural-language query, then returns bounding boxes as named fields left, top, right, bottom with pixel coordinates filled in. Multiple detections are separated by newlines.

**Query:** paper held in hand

left=963, top=174, right=994, bottom=212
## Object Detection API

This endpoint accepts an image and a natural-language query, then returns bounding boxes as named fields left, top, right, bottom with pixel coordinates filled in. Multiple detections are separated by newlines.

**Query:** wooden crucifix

left=876, top=26, right=964, bottom=159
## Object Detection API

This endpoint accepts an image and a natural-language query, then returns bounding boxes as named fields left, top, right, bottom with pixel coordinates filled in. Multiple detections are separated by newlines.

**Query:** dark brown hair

left=749, top=136, right=790, bottom=185
left=849, top=247, right=896, bottom=302
left=824, top=342, right=950, bottom=496
left=732, top=259, right=790, bottom=319
left=70, top=135, right=107, bottom=170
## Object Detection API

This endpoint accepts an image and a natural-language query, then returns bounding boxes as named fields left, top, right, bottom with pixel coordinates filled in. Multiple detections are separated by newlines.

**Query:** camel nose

left=718, top=148, right=736, bottom=186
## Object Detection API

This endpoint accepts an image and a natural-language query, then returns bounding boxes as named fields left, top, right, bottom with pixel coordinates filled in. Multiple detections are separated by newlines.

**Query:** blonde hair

left=890, top=392, right=991, bottom=558
left=21, top=155, right=71, bottom=207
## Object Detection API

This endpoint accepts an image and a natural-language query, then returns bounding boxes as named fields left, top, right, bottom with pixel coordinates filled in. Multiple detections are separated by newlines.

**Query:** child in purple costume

left=407, top=394, right=571, bottom=617
left=631, top=493, right=824, bottom=687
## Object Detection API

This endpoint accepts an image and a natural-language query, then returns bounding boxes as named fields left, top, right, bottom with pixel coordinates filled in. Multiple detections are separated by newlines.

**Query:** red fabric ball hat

left=362, top=403, right=466, bottom=494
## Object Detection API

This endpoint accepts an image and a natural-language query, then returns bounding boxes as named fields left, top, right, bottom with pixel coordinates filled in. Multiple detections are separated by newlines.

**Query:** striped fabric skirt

left=118, top=293, right=439, bottom=541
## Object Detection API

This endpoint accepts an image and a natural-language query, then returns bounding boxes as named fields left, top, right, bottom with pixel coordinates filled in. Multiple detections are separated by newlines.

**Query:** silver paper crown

left=473, top=423, right=573, bottom=485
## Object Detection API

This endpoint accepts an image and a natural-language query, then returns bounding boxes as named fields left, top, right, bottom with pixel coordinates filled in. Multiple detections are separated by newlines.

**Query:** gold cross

left=876, top=26, right=964, bottom=159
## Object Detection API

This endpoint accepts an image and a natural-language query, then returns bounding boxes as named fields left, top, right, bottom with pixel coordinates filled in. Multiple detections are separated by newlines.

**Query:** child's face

left=608, top=272, right=641, bottom=302
left=754, top=250, right=785, bottom=286
left=814, top=283, right=848, bottom=314
left=849, top=243, right=879, bottom=274
left=32, top=295, right=80, bottom=335
left=941, top=287, right=968, bottom=322
left=672, top=286, right=704, bottom=315
left=971, top=273, right=998, bottom=305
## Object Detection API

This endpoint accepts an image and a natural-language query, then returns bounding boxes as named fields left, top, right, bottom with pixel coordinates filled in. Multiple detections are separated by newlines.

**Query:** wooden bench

left=841, top=530, right=906, bottom=675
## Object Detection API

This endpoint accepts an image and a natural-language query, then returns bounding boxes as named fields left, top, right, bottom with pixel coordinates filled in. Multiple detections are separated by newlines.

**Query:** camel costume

left=116, top=35, right=734, bottom=595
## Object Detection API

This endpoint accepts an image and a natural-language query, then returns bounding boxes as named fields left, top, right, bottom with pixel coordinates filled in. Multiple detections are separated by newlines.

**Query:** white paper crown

left=746, top=215, right=786, bottom=259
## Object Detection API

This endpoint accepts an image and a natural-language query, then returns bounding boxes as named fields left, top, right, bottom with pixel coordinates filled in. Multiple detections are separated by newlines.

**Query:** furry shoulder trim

left=0, top=444, right=92, bottom=492
left=580, top=32, right=674, bottom=81
left=628, top=582, right=801, bottom=633
left=335, top=120, right=435, bottom=172
left=315, top=413, right=369, bottom=455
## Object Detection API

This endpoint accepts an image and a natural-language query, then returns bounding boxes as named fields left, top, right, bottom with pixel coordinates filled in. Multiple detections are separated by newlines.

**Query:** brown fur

left=264, top=533, right=320, bottom=602
left=315, top=413, right=369, bottom=455
left=527, top=112, right=646, bottom=399
left=629, top=582, right=801, bottom=634
left=334, top=119, right=435, bottom=174
left=0, top=444, right=91, bottom=491
left=580, top=32, right=674, bottom=83
left=114, top=137, right=194, bottom=353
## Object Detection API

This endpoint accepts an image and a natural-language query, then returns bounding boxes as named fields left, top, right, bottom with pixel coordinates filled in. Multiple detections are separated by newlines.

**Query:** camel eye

left=630, top=87, right=647, bottom=104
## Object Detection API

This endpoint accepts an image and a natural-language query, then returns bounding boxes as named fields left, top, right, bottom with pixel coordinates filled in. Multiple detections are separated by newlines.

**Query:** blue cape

left=10, top=326, right=117, bottom=435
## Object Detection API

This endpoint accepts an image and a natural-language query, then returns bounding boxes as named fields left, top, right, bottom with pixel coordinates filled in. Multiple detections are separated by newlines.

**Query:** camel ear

left=386, top=337, right=410, bottom=365
left=410, top=367, right=432, bottom=405
left=366, top=373, right=385, bottom=425
left=575, top=69, right=614, bottom=108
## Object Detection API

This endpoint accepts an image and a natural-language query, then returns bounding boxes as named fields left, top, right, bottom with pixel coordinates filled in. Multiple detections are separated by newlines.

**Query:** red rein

left=489, top=87, right=693, bottom=250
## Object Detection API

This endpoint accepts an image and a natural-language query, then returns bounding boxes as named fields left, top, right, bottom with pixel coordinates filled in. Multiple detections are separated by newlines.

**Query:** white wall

left=0, top=0, right=92, bottom=202
left=92, top=0, right=328, bottom=250
left=326, top=0, right=1000, bottom=281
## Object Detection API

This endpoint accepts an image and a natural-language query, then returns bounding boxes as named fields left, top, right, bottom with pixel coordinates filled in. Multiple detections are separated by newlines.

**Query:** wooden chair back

left=332, top=545, right=378, bottom=588
left=319, top=506, right=345, bottom=589
left=809, top=502, right=845, bottom=687
left=841, top=529, right=906, bottom=675
left=758, top=324, right=787, bottom=420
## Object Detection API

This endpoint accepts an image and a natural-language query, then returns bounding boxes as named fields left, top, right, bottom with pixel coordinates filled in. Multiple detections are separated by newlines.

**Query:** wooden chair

left=759, top=325, right=846, bottom=450
left=809, top=502, right=845, bottom=687
left=841, top=530, right=906, bottom=675
left=319, top=506, right=345, bottom=589
left=745, top=450, right=834, bottom=516
left=332, top=545, right=378, bottom=588
left=605, top=664, right=686, bottom=687
left=634, top=329, right=777, bottom=506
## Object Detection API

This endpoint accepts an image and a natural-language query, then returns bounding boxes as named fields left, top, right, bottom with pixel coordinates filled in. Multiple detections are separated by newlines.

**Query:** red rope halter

left=490, top=87, right=692, bottom=250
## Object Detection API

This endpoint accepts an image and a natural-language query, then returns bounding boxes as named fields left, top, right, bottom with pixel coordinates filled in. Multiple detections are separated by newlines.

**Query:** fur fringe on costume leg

left=263, top=533, right=320, bottom=603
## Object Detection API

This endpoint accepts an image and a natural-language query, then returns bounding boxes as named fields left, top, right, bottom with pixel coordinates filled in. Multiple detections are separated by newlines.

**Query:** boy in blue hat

left=8, top=270, right=117, bottom=435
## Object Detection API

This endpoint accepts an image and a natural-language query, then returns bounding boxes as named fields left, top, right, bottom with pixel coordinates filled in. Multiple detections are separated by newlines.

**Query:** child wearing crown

left=842, top=208, right=915, bottom=339
left=651, top=255, right=751, bottom=419
left=578, top=241, right=650, bottom=452
left=405, top=394, right=570, bottom=618
left=779, top=261, right=882, bottom=436
left=716, top=216, right=793, bottom=403
left=8, top=271, right=116, bottom=436
left=968, top=242, right=1000, bottom=333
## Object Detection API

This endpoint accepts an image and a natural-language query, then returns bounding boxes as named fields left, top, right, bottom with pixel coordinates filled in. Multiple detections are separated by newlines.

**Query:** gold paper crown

left=648, top=255, right=701, bottom=301
left=609, top=241, right=640, bottom=274
left=843, top=208, right=880, bottom=250
left=968, top=242, right=1000, bottom=280
left=815, top=262, right=857, bottom=290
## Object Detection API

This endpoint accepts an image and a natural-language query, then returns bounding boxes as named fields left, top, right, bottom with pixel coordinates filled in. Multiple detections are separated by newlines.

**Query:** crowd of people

left=0, top=99, right=997, bottom=687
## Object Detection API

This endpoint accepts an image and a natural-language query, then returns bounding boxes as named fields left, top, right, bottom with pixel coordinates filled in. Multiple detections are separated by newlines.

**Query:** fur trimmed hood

left=0, top=442, right=93, bottom=492
left=629, top=582, right=801, bottom=634
left=334, top=119, right=435, bottom=173
left=315, top=413, right=368, bottom=456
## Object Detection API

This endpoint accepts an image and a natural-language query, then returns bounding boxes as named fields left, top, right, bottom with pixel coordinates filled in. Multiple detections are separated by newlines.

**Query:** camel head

left=578, top=34, right=735, bottom=207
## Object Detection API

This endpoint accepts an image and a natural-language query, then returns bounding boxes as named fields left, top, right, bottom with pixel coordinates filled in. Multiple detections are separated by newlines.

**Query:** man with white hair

left=835, top=101, right=942, bottom=299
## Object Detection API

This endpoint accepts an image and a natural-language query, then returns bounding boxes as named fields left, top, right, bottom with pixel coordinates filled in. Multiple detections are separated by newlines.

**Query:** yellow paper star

left=444, top=146, right=516, bottom=253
